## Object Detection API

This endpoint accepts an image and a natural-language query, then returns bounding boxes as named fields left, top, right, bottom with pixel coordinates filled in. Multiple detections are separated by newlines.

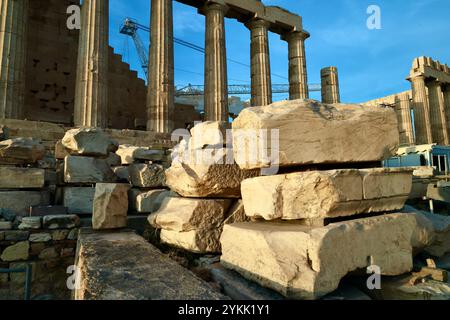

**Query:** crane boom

left=119, top=17, right=321, bottom=96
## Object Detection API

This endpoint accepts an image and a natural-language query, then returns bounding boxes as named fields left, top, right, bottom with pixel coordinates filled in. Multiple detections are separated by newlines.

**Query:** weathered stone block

left=112, top=166, right=130, bottom=181
left=129, top=163, right=165, bottom=188
left=232, top=100, right=399, bottom=169
left=29, top=233, right=52, bottom=242
left=1, top=241, right=30, bottom=262
left=64, top=156, right=117, bottom=184
left=0, top=167, right=45, bottom=189
left=188, top=121, right=230, bottom=150
left=220, top=213, right=416, bottom=300
left=0, top=221, right=12, bottom=230
left=136, top=189, right=169, bottom=213
left=149, top=197, right=233, bottom=232
left=160, top=229, right=223, bottom=254
left=43, top=215, right=80, bottom=229
left=93, top=183, right=130, bottom=230
left=241, top=169, right=412, bottom=220
left=0, top=191, right=50, bottom=216
left=18, top=217, right=42, bottom=230
left=4, top=231, right=29, bottom=241
left=39, top=247, right=59, bottom=259
left=63, top=187, right=95, bottom=214
left=116, top=145, right=165, bottom=164
left=51, top=230, right=70, bottom=241
left=224, top=200, right=250, bottom=225
left=74, top=229, right=224, bottom=299
left=62, top=128, right=118, bottom=157
left=0, top=138, right=45, bottom=165
left=166, top=148, right=258, bottom=198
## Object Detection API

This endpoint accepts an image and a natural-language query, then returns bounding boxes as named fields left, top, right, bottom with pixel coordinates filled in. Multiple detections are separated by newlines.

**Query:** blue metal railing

left=0, top=264, right=32, bottom=300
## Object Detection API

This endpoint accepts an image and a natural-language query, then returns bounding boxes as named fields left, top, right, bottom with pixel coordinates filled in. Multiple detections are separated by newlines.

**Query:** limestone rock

left=4, top=231, right=29, bottom=241
left=93, top=183, right=130, bottom=230
left=149, top=197, right=232, bottom=232
left=116, top=145, right=165, bottom=164
left=242, top=168, right=412, bottom=220
left=160, top=229, right=223, bottom=254
left=63, top=187, right=96, bottom=214
left=43, top=215, right=80, bottom=229
left=62, top=128, right=119, bottom=157
left=129, top=163, right=165, bottom=188
left=18, top=217, right=42, bottom=230
left=0, top=167, right=45, bottom=189
left=29, top=233, right=52, bottom=242
left=166, top=148, right=259, bottom=198
left=0, top=191, right=50, bottom=216
left=51, top=230, right=69, bottom=241
left=39, top=247, right=59, bottom=259
left=0, top=221, right=12, bottom=230
left=220, top=214, right=416, bottom=300
left=188, top=121, right=230, bottom=150
left=1, top=241, right=30, bottom=262
left=232, top=99, right=399, bottom=169
left=0, top=138, right=45, bottom=165
left=421, top=212, right=450, bottom=257
left=136, top=189, right=169, bottom=213
left=64, top=156, right=117, bottom=184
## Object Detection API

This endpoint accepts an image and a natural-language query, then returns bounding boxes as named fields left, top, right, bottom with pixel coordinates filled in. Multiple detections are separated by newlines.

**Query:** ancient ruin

left=0, top=0, right=449, bottom=304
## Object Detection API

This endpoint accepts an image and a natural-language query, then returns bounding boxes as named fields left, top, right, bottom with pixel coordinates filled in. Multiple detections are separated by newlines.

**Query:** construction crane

left=120, top=18, right=321, bottom=96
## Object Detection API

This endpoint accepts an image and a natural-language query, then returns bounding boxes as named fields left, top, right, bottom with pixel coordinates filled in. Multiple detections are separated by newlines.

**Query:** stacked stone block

left=148, top=121, right=258, bottom=253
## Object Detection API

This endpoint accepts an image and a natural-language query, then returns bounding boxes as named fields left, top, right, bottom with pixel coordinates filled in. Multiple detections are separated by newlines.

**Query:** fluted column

left=410, top=75, right=433, bottom=144
left=246, top=18, right=272, bottom=107
left=321, top=67, right=340, bottom=104
left=203, top=2, right=229, bottom=121
left=397, top=92, right=415, bottom=145
left=427, top=80, right=449, bottom=145
left=0, top=0, right=28, bottom=119
left=74, top=0, right=109, bottom=128
left=444, top=85, right=450, bottom=138
left=282, top=31, right=309, bottom=100
left=147, top=0, right=174, bottom=133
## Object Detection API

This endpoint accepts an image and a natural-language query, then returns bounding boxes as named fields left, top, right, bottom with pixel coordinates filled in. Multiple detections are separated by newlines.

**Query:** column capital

left=281, top=30, right=310, bottom=42
left=245, top=17, right=271, bottom=30
left=199, top=1, right=229, bottom=15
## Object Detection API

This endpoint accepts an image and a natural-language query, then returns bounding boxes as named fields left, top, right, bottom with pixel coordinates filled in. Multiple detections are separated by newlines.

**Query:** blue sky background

left=108, top=0, right=450, bottom=103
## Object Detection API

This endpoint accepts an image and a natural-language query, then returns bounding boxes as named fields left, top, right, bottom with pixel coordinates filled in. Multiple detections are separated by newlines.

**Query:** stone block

left=0, top=221, right=12, bottom=230
left=0, top=138, right=45, bottom=165
left=105, top=152, right=121, bottom=166
left=112, top=166, right=130, bottom=181
left=232, top=100, right=399, bottom=169
left=64, top=156, right=117, bottom=184
left=18, top=217, right=42, bottom=230
left=220, top=213, right=416, bottom=299
left=0, top=167, right=45, bottom=189
left=38, top=247, right=59, bottom=259
left=116, top=145, right=165, bottom=164
left=167, top=148, right=258, bottom=198
left=135, top=190, right=169, bottom=214
left=0, top=191, right=50, bottom=216
left=93, top=183, right=130, bottom=230
left=63, top=187, right=95, bottom=214
left=224, top=200, right=250, bottom=225
left=1, top=241, right=30, bottom=262
left=62, top=128, right=119, bottom=157
left=30, top=205, right=68, bottom=217
left=29, top=233, right=52, bottom=242
left=129, top=163, right=165, bottom=188
left=241, top=169, right=412, bottom=220
left=51, top=230, right=70, bottom=241
left=4, top=231, right=29, bottom=241
left=160, top=229, right=223, bottom=254
left=188, top=121, right=230, bottom=150
left=43, top=215, right=80, bottom=229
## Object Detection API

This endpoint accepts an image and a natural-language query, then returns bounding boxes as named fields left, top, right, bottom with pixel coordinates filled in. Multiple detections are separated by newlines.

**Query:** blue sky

left=108, top=0, right=450, bottom=103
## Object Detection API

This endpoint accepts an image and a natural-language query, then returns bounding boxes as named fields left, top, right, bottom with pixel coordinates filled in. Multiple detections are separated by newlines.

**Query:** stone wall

left=23, top=0, right=199, bottom=130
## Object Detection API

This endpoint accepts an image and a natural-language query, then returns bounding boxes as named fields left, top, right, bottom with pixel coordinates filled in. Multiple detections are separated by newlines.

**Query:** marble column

left=203, top=2, right=229, bottom=121
left=147, top=0, right=174, bottom=133
left=444, top=84, right=450, bottom=139
left=246, top=18, right=272, bottom=107
left=396, top=92, right=415, bottom=145
left=0, top=0, right=28, bottom=119
left=321, top=67, right=340, bottom=104
left=427, top=80, right=449, bottom=145
left=410, top=75, right=433, bottom=145
left=283, top=31, right=309, bottom=100
left=74, top=0, right=109, bottom=128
